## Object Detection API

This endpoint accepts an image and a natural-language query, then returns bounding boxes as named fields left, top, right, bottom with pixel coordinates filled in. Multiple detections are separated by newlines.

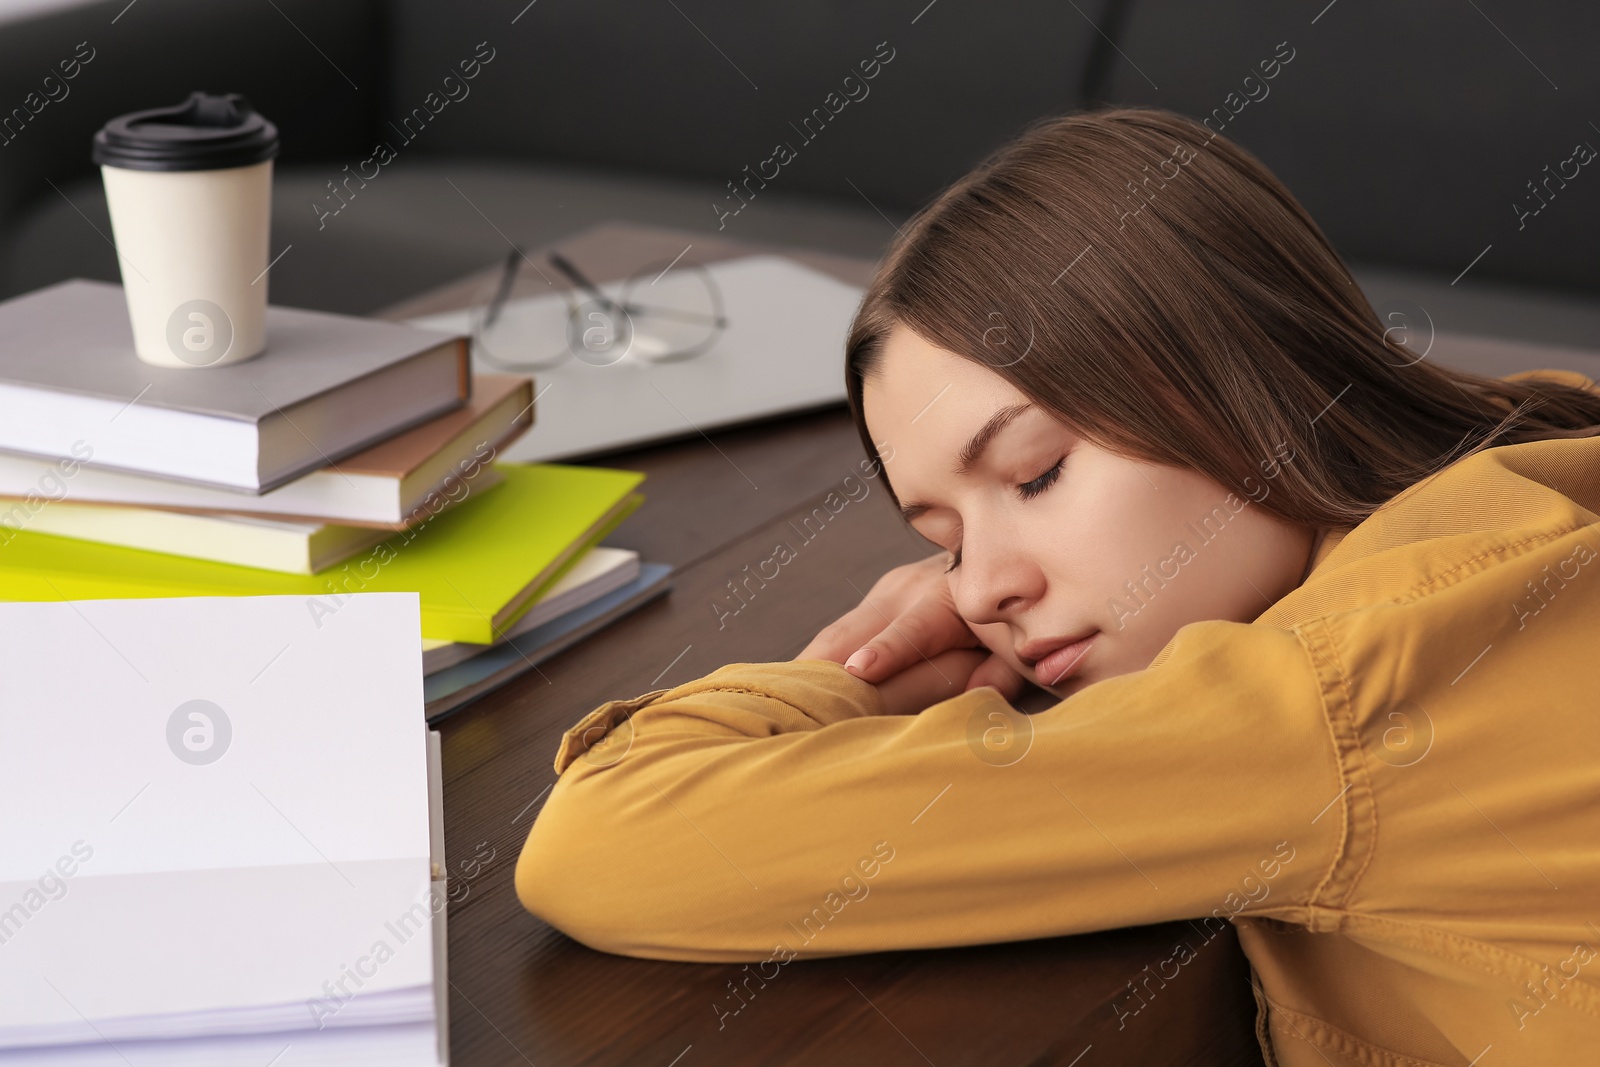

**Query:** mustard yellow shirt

left=517, top=375, right=1600, bottom=1066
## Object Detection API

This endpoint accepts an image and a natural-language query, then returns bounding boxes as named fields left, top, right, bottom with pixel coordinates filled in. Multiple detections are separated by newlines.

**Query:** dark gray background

left=0, top=0, right=1594, bottom=345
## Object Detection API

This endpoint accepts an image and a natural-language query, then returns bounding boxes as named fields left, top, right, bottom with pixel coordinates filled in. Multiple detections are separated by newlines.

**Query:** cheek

left=1036, top=457, right=1245, bottom=676
left=1056, top=452, right=1191, bottom=591
left=1093, top=465, right=1313, bottom=647
left=955, top=452, right=1170, bottom=677
left=1111, top=469, right=1224, bottom=604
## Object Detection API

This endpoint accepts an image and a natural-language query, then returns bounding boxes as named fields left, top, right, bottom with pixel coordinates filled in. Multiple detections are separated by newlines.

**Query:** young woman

left=516, top=107, right=1600, bottom=1065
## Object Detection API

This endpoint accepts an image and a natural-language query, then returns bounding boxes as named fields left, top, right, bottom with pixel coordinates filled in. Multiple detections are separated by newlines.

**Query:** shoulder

left=1500, top=366, right=1599, bottom=392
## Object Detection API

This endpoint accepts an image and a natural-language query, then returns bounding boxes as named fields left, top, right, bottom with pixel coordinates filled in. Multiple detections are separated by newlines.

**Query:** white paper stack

left=0, top=593, right=447, bottom=1065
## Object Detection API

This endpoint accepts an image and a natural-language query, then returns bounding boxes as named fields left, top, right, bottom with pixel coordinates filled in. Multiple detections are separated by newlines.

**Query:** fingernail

left=844, top=647, right=877, bottom=674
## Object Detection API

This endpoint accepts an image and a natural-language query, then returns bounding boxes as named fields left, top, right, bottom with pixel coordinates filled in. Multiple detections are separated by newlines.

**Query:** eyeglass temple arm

left=549, top=252, right=618, bottom=310
left=490, top=249, right=729, bottom=330
left=616, top=303, right=729, bottom=327
left=482, top=245, right=523, bottom=329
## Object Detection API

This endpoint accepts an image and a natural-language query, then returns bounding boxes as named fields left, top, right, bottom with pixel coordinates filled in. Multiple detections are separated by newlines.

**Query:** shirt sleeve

left=1501, top=367, right=1598, bottom=391
left=514, top=618, right=1347, bottom=963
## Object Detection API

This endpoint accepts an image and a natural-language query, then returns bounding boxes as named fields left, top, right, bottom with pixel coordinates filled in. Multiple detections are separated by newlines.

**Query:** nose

left=949, top=521, right=1042, bottom=627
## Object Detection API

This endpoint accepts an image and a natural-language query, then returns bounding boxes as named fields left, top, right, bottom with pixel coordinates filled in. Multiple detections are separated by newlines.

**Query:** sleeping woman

left=514, top=106, right=1600, bottom=1066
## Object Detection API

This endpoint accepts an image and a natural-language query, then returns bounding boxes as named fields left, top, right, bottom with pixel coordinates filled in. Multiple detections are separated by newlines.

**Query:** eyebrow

left=897, top=402, right=1034, bottom=523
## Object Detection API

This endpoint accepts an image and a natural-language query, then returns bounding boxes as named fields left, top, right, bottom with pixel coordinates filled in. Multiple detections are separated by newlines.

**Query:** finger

left=923, top=647, right=991, bottom=699
left=875, top=648, right=989, bottom=716
left=795, top=555, right=950, bottom=663
left=796, top=597, right=912, bottom=663
left=963, top=652, right=1029, bottom=702
left=842, top=597, right=978, bottom=684
left=795, top=604, right=884, bottom=663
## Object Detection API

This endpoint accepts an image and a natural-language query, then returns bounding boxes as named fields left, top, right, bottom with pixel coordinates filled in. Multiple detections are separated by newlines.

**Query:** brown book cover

left=335, top=374, right=533, bottom=478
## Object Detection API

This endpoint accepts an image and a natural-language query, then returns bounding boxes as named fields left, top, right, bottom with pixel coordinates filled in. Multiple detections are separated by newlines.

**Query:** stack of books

left=0, top=279, right=674, bottom=721
left=0, top=279, right=681, bottom=1063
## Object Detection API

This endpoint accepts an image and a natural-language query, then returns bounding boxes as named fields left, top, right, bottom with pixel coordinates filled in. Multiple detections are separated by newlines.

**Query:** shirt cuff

left=552, top=659, right=886, bottom=774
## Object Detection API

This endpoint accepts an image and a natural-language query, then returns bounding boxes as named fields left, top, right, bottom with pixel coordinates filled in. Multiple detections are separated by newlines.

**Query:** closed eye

left=1017, top=457, right=1064, bottom=501
left=945, top=457, right=1065, bottom=573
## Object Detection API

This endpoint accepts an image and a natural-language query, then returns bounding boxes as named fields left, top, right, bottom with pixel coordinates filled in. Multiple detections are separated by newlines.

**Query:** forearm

left=515, top=629, right=1342, bottom=963
left=518, top=659, right=899, bottom=961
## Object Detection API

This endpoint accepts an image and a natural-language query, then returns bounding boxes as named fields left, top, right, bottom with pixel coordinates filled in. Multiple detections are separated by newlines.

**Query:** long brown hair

left=845, top=107, right=1600, bottom=530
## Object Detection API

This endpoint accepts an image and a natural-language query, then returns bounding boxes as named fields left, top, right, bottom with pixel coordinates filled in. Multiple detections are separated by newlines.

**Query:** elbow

left=512, top=771, right=760, bottom=963
left=514, top=779, right=624, bottom=954
left=513, top=773, right=677, bottom=960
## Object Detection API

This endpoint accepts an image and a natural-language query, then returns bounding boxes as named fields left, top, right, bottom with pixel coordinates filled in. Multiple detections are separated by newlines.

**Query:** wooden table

left=379, top=223, right=1266, bottom=1066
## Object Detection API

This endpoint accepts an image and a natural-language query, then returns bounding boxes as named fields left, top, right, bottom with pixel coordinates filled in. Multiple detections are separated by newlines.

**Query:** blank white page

left=0, top=593, right=434, bottom=1044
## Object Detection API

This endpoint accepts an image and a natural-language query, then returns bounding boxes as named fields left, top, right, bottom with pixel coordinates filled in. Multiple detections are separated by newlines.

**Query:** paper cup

left=92, top=92, right=279, bottom=369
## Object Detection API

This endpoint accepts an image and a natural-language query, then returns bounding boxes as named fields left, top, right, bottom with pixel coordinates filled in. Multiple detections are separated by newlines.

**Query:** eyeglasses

left=469, top=246, right=729, bottom=371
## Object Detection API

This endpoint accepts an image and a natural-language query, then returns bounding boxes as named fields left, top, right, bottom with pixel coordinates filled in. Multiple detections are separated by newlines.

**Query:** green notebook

left=0, top=463, right=645, bottom=643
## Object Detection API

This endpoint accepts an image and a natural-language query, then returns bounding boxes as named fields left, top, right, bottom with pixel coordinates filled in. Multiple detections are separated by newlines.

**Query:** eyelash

left=1018, top=457, right=1065, bottom=501
left=943, top=457, right=1065, bottom=573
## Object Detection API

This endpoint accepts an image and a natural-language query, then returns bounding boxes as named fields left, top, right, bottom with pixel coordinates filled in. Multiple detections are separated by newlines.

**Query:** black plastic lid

left=92, top=92, right=279, bottom=172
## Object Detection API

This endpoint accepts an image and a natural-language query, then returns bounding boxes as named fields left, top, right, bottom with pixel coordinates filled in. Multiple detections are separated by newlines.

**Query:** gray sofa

left=1, top=0, right=1595, bottom=348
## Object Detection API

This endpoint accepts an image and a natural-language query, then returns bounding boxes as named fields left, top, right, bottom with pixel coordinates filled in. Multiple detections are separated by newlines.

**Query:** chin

left=1039, top=671, right=1092, bottom=701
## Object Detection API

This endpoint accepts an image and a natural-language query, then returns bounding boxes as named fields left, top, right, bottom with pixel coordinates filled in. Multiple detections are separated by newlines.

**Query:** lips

left=1018, top=631, right=1099, bottom=687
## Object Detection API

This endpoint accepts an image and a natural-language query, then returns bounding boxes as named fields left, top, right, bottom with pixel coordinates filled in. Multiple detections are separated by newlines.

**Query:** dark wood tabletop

left=378, top=223, right=1266, bottom=1067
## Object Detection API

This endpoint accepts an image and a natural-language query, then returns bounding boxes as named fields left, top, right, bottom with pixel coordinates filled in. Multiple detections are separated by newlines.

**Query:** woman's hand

left=797, top=552, right=1028, bottom=702
left=871, top=648, right=997, bottom=716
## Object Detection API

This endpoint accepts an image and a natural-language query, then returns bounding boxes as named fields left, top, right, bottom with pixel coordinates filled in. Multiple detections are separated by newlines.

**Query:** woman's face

left=862, top=324, right=1318, bottom=699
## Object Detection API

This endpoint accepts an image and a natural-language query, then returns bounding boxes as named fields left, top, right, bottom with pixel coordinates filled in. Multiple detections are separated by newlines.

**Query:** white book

left=0, top=593, right=446, bottom=1063
left=0, top=281, right=468, bottom=493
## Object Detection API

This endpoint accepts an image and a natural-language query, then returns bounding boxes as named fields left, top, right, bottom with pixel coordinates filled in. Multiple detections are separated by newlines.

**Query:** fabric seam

left=1390, top=524, right=1586, bottom=604
left=1293, top=617, right=1368, bottom=919
left=1267, top=1000, right=1458, bottom=1067
left=1323, top=908, right=1600, bottom=1020
left=1319, top=614, right=1381, bottom=903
